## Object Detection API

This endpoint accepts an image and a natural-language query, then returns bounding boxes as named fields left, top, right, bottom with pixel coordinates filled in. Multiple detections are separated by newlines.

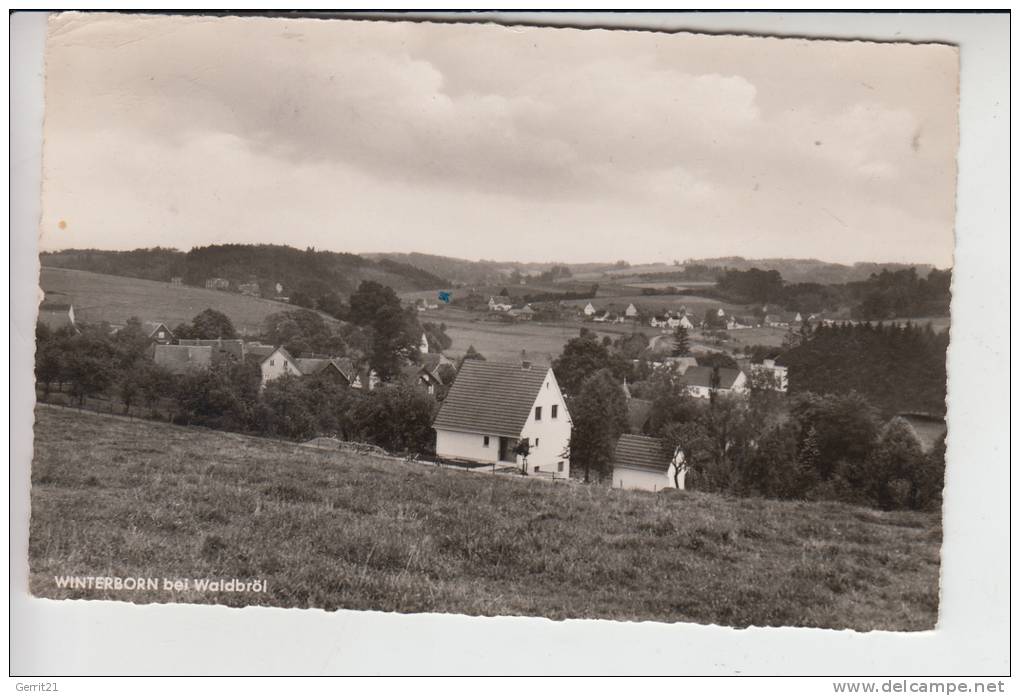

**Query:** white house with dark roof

left=433, top=360, right=572, bottom=476
left=488, top=296, right=512, bottom=312
left=611, top=434, right=685, bottom=491
left=679, top=366, right=748, bottom=399
left=259, top=347, right=303, bottom=387
left=142, top=321, right=174, bottom=344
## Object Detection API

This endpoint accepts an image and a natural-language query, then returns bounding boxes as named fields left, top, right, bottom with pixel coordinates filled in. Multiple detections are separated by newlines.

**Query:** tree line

left=709, top=266, right=951, bottom=319
left=35, top=317, right=440, bottom=455
left=550, top=327, right=945, bottom=512
left=782, top=321, right=949, bottom=416
left=35, top=280, right=450, bottom=452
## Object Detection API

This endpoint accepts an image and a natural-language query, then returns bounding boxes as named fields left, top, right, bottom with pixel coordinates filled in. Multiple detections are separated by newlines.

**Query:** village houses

left=611, top=433, right=686, bottom=492
left=258, top=347, right=379, bottom=391
left=487, top=296, right=512, bottom=312
left=433, top=360, right=572, bottom=477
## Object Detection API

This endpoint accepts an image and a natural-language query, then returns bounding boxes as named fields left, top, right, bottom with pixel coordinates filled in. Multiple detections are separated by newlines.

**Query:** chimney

left=521, top=349, right=530, bottom=369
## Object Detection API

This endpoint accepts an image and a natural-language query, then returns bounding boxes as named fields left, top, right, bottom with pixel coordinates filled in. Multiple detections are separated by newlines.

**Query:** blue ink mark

left=438, top=291, right=451, bottom=304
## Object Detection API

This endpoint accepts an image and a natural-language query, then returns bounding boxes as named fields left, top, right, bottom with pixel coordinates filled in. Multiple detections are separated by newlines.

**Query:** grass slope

left=39, top=267, right=336, bottom=335
left=29, top=406, right=941, bottom=630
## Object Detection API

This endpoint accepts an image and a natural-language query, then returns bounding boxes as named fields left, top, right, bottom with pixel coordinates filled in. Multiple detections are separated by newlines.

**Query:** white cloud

left=40, top=14, right=959, bottom=266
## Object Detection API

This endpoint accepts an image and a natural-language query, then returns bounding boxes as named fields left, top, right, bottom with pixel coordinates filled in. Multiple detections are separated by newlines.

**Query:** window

left=284, top=360, right=289, bottom=368
left=269, top=359, right=275, bottom=367
left=535, top=406, right=542, bottom=421
left=557, top=461, right=564, bottom=472
left=534, top=438, right=539, bottom=448
left=534, top=465, right=540, bottom=473
left=551, top=405, right=558, bottom=419
left=483, top=436, right=490, bottom=447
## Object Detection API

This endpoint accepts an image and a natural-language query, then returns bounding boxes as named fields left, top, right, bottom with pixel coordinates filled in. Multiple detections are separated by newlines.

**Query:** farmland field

left=440, top=316, right=619, bottom=364
left=39, top=267, right=338, bottom=335
left=29, top=405, right=942, bottom=630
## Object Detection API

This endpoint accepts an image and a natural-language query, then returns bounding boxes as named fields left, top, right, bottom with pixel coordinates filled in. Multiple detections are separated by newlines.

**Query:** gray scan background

left=9, top=11, right=1010, bottom=675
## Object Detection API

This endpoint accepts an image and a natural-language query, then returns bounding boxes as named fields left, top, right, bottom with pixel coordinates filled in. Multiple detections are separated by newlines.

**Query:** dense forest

left=781, top=322, right=949, bottom=416
left=41, top=245, right=451, bottom=298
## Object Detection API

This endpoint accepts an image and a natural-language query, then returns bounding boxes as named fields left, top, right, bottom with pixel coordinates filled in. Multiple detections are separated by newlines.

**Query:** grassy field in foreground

left=40, top=267, right=338, bottom=335
left=29, top=406, right=942, bottom=630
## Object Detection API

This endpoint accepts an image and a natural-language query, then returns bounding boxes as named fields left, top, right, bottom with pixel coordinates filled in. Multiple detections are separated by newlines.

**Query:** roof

left=37, top=306, right=74, bottom=330
left=433, top=360, right=550, bottom=438
left=613, top=434, right=674, bottom=473
left=153, top=344, right=213, bottom=375
left=142, top=321, right=172, bottom=337
left=334, top=358, right=357, bottom=381
left=178, top=338, right=244, bottom=359
left=244, top=342, right=276, bottom=359
left=261, top=346, right=297, bottom=367
left=626, top=398, right=653, bottom=433
left=295, top=358, right=331, bottom=375
left=679, top=366, right=743, bottom=390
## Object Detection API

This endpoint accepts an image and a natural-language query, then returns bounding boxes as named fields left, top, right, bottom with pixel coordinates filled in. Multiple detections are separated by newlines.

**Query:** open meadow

left=29, top=405, right=942, bottom=630
left=40, top=267, right=337, bottom=335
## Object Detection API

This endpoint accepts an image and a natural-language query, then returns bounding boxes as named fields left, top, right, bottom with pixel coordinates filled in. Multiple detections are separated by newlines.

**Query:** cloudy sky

left=39, top=13, right=959, bottom=266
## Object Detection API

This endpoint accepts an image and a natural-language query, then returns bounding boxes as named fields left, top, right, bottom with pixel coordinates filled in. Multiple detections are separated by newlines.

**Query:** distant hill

left=364, top=252, right=505, bottom=286
left=41, top=245, right=451, bottom=298
left=38, top=266, right=338, bottom=335
left=366, top=252, right=612, bottom=287
left=686, top=257, right=938, bottom=285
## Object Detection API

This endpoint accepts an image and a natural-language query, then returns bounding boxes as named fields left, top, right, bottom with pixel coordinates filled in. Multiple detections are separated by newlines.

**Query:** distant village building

left=37, top=301, right=76, bottom=332
left=582, top=302, right=597, bottom=317
left=726, top=315, right=751, bottom=331
left=488, top=296, right=512, bottom=312
left=143, top=321, right=174, bottom=345
left=611, top=434, right=685, bottom=492
left=153, top=344, right=213, bottom=375
left=419, top=333, right=430, bottom=354
left=749, top=358, right=789, bottom=392
left=259, top=347, right=304, bottom=386
left=170, top=277, right=184, bottom=287
left=258, top=348, right=376, bottom=391
left=403, top=355, right=447, bottom=396
left=275, top=282, right=284, bottom=296
left=625, top=303, right=639, bottom=319
left=415, top=298, right=440, bottom=312
left=679, top=366, right=748, bottom=400
left=205, top=277, right=230, bottom=291
left=433, top=360, right=571, bottom=477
